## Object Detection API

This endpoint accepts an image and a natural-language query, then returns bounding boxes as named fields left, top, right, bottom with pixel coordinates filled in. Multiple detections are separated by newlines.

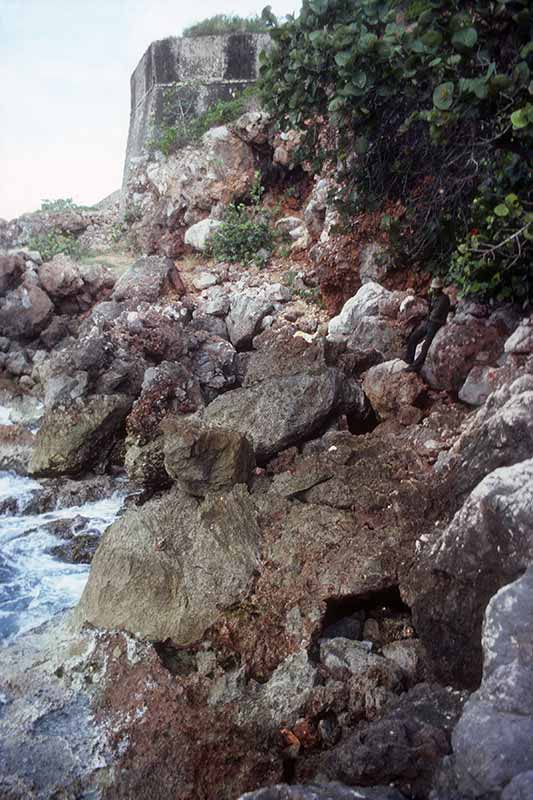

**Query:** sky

left=0, top=0, right=300, bottom=221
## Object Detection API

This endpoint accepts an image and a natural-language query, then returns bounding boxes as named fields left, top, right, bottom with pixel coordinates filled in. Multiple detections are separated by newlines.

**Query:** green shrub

left=28, top=231, right=85, bottom=262
left=182, top=14, right=270, bottom=37
left=209, top=174, right=274, bottom=266
left=40, top=198, right=79, bottom=213
left=259, top=0, right=533, bottom=302
left=148, top=87, right=257, bottom=156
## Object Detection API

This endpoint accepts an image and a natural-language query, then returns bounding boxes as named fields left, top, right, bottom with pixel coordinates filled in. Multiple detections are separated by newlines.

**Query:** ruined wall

left=122, top=33, right=271, bottom=191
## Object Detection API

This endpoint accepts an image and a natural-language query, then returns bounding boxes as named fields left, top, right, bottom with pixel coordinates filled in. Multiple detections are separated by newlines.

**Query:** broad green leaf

left=328, top=96, right=345, bottom=112
left=334, top=50, right=352, bottom=67
left=451, top=27, right=478, bottom=51
left=354, top=136, right=368, bottom=154
left=433, top=82, right=454, bottom=110
left=511, top=108, right=529, bottom=129
left=494, top=204, right=509, bottom=217
left=422, top=30, right=443, bottom=48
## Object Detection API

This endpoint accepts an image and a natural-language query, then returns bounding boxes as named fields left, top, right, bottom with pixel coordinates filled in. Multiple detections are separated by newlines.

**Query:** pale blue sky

left=0, top=0, right=299, bottom=220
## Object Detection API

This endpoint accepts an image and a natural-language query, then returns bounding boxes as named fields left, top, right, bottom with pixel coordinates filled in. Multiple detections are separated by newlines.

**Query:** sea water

left=0, top=470, right=124, bottom=644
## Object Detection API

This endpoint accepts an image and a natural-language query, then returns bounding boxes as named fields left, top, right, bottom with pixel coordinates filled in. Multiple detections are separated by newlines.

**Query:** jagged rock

left=112, top=255, right=175, bottom=304
left=44, top=369, right=89, bottom=409
left=362, top=359, right=425, bottom=421
left=328, top=283, right=390, bottom=337
left=124, top=435, right=170, bottom=492
left=204, top=368, right=357, bottom=461
left=504, top=316, right=533, bottom=354
left=191, top=337, right=237, bottom=392
left=163, top=418, right=255, bottom=496
left=0, top=285, right=54, bottom=339
left=184, top=219, right=222, bottom=252
left=421, top=316, right=503, bottom=392
left=297, top=684, right=465, bottom=798
left=436, top=569, right=533, bottom=798
left=241, top=328, right=329, bottom=387
left=441, top=375, right=533, bottom=501
left=226, top=290, right=276, bottom=349
left=409, top=457, right=533, bottom=689
left=203, top=285, right=230, bottom=317
left=38, top=254, right=84, bottom=297
left=76, top=484, right=261, bottom=643
left=29, top=393, right=132, bottom=477
left=502, top=773, right=533, bottom=800
left=0, top=253, right=25, bottom=293
left=0, top=423, right=35, bottom=474
left=231, top=111, right=271, bottom=146
left=50, top=533, right=100, bottom=564
left=239, top=785, right=406, bottom=800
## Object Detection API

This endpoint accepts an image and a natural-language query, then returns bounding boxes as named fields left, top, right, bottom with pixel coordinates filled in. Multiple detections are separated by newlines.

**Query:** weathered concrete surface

left=122, top=33, right=271, bottom=190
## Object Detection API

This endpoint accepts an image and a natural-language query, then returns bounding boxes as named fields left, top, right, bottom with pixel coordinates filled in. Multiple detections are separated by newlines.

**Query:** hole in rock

left=311, top=586, right=415, bottom=659
left=154, top=640, right=197, bottom=676
left=346, top=406, right=379, bottom=436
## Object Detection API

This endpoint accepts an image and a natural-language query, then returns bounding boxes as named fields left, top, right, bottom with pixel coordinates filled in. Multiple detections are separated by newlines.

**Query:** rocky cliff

left=1, top=23, right=533, bottom=800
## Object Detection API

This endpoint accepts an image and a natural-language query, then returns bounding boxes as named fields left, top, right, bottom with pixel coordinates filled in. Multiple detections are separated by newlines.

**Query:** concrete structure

left=122, top=33, right=270, bottom=190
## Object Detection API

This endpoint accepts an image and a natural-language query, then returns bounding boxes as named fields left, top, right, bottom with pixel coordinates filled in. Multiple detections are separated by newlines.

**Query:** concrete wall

left=122, top=33, right=271, bottom=190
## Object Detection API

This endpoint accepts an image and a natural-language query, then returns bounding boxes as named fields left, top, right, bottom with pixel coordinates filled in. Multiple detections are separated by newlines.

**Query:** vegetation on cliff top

left=182, top=14, right=270, bottom=38
left=259, top=0, right=533, bottom=303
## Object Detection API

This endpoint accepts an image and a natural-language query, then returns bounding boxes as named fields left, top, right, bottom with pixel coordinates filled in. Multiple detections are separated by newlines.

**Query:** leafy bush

left=28, top=231, right=85, bottom=262
left=40, top=198, right=79, bottom=213
left=183, top=14, right=270, bottom=37
left=209, top=175, right=274, bottom=266
left=259, top=0, right=533, bottom=302
left=149, top=87, right=257, bottom=156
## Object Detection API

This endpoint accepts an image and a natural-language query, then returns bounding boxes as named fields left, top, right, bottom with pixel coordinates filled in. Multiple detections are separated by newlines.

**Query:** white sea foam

left=0, top=471, right=124, bottom=644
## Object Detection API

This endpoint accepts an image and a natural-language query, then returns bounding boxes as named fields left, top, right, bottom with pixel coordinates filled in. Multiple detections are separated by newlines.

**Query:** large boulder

left=0, top=254, right=25, bottom=294
left=436, top=569, right=533, bottom=798
left=226, top=290, right=276, bottom=350
left=203, top=368, right=363, bottom=461
left=408, top=457, right=533, bottom=688
left=362, top=359, right=425, bottom=421
left=0, top=285, right=54, bottom=339
left=76, top=484, right=261, bottom=643
left=29, top=394, right=132, bottom=477
left=163, top=418, right=255, bottom=496
left=421, top=315, right=504, bottom=392
left=38, top=254, right=84, bottom=297
left=112, top=255, right=175, bottom=304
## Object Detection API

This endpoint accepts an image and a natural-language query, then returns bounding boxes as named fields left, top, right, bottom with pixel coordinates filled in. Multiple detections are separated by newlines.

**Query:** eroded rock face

left=29, top=394, right=132, bottom=477
left=435, top=569, right=533, bottom=798
left=163, top=418, right=255, bottom=496
left=76, top=484, right=261, bottom=644
left=238, top=784, right=406, bottom=800
left=408, top=457, right=533, bottom=689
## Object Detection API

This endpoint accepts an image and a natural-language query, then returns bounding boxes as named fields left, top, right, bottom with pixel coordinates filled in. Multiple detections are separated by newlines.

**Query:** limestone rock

left=184, top=219, right=222, bottom=252
left=363, top=359, right=425, bottom=420
left=442, top=375, right=533, bottom=500
left=76, top=484, right=261, bottom=644
left=204, top=368, right=351, bottom=461
left=112, top=255, right=175, bottom=304
left=410, top=457, right=533, bottom=688
left=439, top=569, right=533, bottom=798
left=124, top=435, right=170, bottom=493
left=191, top=270, right=218, bottom=289
left=328, top=282, right=390, bottom=337
left=38, top=254, right=84, bottom=297
left=230, top=111, right=271, bottom=146
left=163, top=418, right=255, bottom=496
left=304, top=178, right=331, bottom=237
left=359, top=242, right=392, bottom=285
left=504, top=316, right=533, bottom=354
left=30, top=393, right=132, bottom=477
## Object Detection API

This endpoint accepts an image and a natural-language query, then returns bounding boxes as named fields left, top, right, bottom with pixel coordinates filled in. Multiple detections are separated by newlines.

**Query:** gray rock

left=441, top=569, right=533, bottom=798
left=502, top=772, right=533, bottom=800
left=203, top=285, right=230, bottom=317
left=204, top=368, right=348, bottom=461
left=192, top=270, right=219, bottom=290
left=0, top=285, right=54, bottom=339
left=29, top=393, right=132, bottom=477
left=0, top=253, right=24, bottom=294
left=328, top=282, right=390, bottom=337
left=362, top=359, right=424, bottom=420
left=504, top=317, right=533, bottom=354
left=410, top=457, right=533, bottom=689
left=239, top=786, right=405, bottom=800
left=44, top=371, right=89, bottom=409
left=163, top=418, right=255, bottom=496
left=226, top=290, right=275, bottom=349
left=359, top=242, right=392, bottom=285
left=191, top=337, right=237, bottom=391
left=75, top=484, right=261, bottom=644
left=112, top=255, right=174, bottom=304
